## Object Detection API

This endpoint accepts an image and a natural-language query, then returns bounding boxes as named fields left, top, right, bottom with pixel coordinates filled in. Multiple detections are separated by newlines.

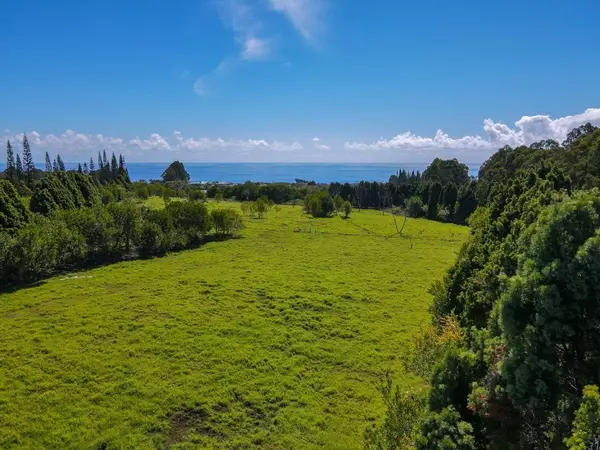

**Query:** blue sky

left=1, top=0, right=599, bottom=163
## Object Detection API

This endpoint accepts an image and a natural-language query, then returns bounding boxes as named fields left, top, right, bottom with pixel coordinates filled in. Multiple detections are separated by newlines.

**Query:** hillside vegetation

left=0, top=203, right=467, bottom=449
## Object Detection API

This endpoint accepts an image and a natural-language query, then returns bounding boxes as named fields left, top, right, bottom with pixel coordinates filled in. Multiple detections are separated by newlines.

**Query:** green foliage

left=422, top=158, right=470, bottom=186
left=566, top=385, right=600, bottom=450
left=161, top=161, right=190, bottom=182
left=304, top=190, right=335, bottom=218
left=343, top=200, right=352, bottom=218
left=211, top=208, right=243, bottom=236
left=188, top=188, right=206, bottom=201
left=416, top=407, right=475, bottom=450
left=427, top=182, right=442, bottom=219
left=30, top=172, right=99, bottom=215
left=406, top=196, right=424, bottom=218
left=0, top=180, right=31, bottom=231
left=364, top=373, right=427, bottom=450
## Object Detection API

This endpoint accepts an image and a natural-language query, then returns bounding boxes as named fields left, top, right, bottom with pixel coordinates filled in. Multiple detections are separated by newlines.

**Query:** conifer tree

left=56, top=154, right=65, bottom=171
left=118, top=154, right=125, bottom=172
left=6, top=140, right=15, bottom=179
left=110, top=152, right=118, bottom=179
left=89, top=158, right=95, bottom=172
left=102, top=150, right=109, bottom=171
left=83, top=162, right=89, bottom=174
left=77, top=163, right=83, bottom=174
left=45, top=152, right=52, bottom=172
left=15, top=154, right=23, bottom=179
left=53, top=159, right=59, bottom=172
left=22, top=133, right=35, bottom=184
left=97, top=152, right=103, bottom=173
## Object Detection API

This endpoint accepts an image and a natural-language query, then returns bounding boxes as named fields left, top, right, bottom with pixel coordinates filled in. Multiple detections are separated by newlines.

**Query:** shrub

left=406, top=196, right=424, bottom=218
left=304, top=191, right=334, bottom=218
left=136, top=221, right=165, bottom=257
left=416, top=407, right=475, bottom=450
left=342, top=200, right=352, bottom=218
left=211, top=208, right=243, bottom=237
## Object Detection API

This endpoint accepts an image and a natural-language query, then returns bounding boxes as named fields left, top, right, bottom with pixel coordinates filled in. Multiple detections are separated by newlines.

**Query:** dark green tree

left=22, top=133, right=35, bottom=184
left=5, top=140, right=15, bottom=180
left=110, top=153, right=118, bottom=179
left=15, top=153, right=23, bottom=179
left=56, top=154, right=65, bottom=171
left=45, top=152, right=52, bottom=172
left=427, top=182, right=442, bottom=219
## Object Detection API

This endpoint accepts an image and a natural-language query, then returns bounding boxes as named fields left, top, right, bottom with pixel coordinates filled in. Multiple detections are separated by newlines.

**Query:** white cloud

left=312, top=136, right=330, bottom=150
left=173, top=130, right=302, bottom=152
left=3, top=129, right=9, bottom=133
left=345, top=108, right=600, bottom=154
left=268, top=0, right=325, bottom=44
left=129, top=133, right=171, bottom=151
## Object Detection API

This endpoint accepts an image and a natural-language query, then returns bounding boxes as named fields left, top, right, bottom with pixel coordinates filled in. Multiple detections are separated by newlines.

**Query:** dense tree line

left=366, top=123, right=600, bottom=449
left=0, top=200, right=242, bottom=289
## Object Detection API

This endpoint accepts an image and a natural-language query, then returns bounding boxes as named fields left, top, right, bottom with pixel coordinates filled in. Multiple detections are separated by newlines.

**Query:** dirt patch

left=166, top=406, right=225, bottom=447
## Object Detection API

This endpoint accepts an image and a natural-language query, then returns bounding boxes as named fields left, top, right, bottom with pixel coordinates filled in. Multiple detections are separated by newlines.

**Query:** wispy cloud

left=312, top=136, right=330, bottom=150
left=242, top=36, right=272, bottom=60
left=268, top=0, right=325, bottom=44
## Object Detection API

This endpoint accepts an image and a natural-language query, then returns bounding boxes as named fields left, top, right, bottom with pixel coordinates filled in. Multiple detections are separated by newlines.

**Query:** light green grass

left=0, top=204, right=468, bottom=449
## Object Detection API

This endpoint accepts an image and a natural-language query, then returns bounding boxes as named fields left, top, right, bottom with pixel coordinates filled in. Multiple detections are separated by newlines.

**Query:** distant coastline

left=0, top=162, right=481, bottom=184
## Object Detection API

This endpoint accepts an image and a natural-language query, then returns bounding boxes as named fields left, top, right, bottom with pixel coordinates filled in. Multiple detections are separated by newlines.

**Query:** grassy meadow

left=0, top=201, right=468, bottom=449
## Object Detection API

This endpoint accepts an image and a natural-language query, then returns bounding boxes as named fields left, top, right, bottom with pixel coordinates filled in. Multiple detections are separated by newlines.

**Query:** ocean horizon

left=0, top=162, right=481, bottom=184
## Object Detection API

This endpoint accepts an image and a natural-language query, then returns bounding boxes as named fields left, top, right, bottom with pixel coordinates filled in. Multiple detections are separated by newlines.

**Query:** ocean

left=0, top=162, right=481, bottom=184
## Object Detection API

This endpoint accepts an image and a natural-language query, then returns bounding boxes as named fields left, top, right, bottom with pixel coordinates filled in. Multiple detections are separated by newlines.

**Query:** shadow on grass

left=0, top=233, right=243, bottom=295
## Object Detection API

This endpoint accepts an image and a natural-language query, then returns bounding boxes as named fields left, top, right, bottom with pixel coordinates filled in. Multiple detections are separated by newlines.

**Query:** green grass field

left=0, top=203, right=468, bottom=449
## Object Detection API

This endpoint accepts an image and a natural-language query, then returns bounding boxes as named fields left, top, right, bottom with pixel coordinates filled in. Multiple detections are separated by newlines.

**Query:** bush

left=188, top=189, right=206, bottom=201
left=136, top=221, right=165, bottom=257
left=406, top=196, right=424, bottom=218
left=342, top=200, right=352, bottom=218
left=166, top=201, right=212, bottom=245
left=304, top=191, right=334, bottom=218
left=211, top=208, right=243, bottom=237
left=416, top=407, right=475, bottom=450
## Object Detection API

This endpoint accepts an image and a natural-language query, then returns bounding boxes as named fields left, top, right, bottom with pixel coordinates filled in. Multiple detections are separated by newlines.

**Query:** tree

left=53, top=159, right=58, bottom=172
left=56, top=154, right=65, bottom=171
left=304, top=191, right=334, bottom=218
left=211, top=208, right=243, bottom=237
left=45, top=152, right=52, bottom=172
left=22, top=133, right=35, bottom=184
left=89, top=157, right=95, bottom=172
left=83, top=162, right=89, bottom=174
left=110, top=153, right=118, bottom=179
left=406, top=196, right=424, bottom=218
left=334, top=195, right=344, bottom=214
left=161, top=161, right=190, bottom=182
left=215, top=192, right=224, bottom=202
left=5, top=140, right=15, bottom=180
left=77, top=163, right=83, bottom=174
left=566, top=385, right=600, bottom=450
left=422, top=158, right=469, bottom=186
left=343, top=200, right=352, bottom=219
left=416, top=407, right=475, bottom=450
left=427, top=182, right=442, bottom=219
left=15, top=154, right=23, bottom=179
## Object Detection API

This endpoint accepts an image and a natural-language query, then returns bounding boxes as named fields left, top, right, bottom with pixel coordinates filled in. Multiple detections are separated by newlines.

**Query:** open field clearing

left=0, top=203, right=468, bottom=449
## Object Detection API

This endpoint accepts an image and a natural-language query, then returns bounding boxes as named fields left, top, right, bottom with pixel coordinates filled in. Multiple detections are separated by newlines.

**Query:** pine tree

left=110, top=152, right=118, bottom=180
left=53, top=159, right=59, bottom=172
left=97, top=152, right=103, bottom=173
left=89, top=158, right=95, bottom=172
left=22, top=133, right=35, bottom=184
left=56, top=154, right=65, bottom=171
left=118, top=154, right=125, bottom=172
left=6, top=140, right=15, bottom=179
left=16, top=154, right=23, bottom=179
left=78, top=163, right=83, bottom=174
left=102, top=150, right=109, bottom=171
left=83, top=162, right=89, bottom=174
left=45, top=152, right=52, bottom=172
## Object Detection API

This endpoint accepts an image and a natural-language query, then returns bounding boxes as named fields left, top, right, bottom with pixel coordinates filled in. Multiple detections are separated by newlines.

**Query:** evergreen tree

left=102, top=150, right=109, bottom=171
left=6, top=140, right=15, bottom=179
left=83, top=162, right=89, bottom=174
left=53, top=159, right=59, bottom=172
left=15, top=153, right=23, bottom=179
left=89, top=158, right=95, bottom=172
left=22, top=133, right=35, bottom=184
left=97, top=152, right=102, bottom=173
left=45, top=152, right=52, bottom=172
left=110, top=152, right=118, bottom=179
left=118, top=154, right=125, bottom=171
left=77, top=163, right=83, bottom=174
left=56, top=154, right=65, bottom=171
